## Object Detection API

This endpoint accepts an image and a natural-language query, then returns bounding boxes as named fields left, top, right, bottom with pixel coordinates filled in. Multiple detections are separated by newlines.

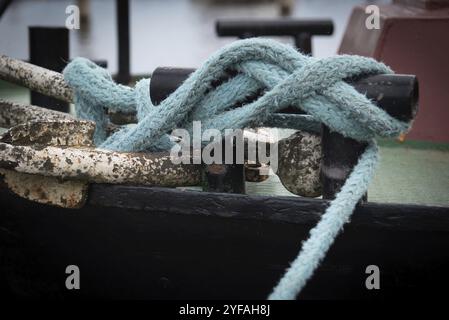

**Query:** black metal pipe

left=294, top=33, right=312, bottom=55
left=150, top=67, right=195, bottom=105
left=216, top=19, right=333, bottom=55
left=320, top=128, right=369, bottom=201
left=349, top=74, right=419, bottom=122
left=216, top=19, right=334, bottom=37
left=149, top=67, right=418, bottom=122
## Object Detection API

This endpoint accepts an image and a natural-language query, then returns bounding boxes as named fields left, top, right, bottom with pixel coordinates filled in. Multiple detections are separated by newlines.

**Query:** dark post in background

left=116, top=0, right=130, bottom=84
left=29, top=26, right=69, bottom=112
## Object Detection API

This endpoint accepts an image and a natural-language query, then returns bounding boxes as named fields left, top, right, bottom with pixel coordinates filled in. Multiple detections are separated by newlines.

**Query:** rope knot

left=63, top=39, right=414, bottom=300
left=64, top=38, right=410, bottom=150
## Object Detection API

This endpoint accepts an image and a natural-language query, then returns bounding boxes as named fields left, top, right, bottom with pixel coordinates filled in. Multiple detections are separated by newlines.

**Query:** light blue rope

left=63, top=38, right=411, bottom=299
left=269, top=140, right=379, bottom=299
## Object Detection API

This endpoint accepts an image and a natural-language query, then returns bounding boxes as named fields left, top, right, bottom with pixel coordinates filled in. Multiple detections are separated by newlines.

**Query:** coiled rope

left=63, top=38, right=411, bottom=299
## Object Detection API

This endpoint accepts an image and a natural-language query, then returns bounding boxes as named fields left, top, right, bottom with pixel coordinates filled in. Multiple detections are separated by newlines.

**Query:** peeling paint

left=0, top=143, right=202, bottom=187
left=0, top=102, right=92, bottom=208
left=0, top=169, right=87, bottom=208
left=0, top=100, right=75, bottom=128
left=0, top=55, right=73, bottom=103
left=1, top=119, right=95, bottom=147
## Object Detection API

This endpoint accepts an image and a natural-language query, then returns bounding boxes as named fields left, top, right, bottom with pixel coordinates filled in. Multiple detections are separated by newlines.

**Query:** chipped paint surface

left=0, top=102, right=92, bottom=208
left=0, top=143, right=202, bottom=187
left=1, top=120, right=95, bottom=147
left=0, top=101, right=200, bottom=206
left=0, top=55, right=73, bottom=102
left=277, top=131, right=322, bottom=197
left=0, top=99, right=74, bottom=128
left=0, top=169, right=87, bottom=208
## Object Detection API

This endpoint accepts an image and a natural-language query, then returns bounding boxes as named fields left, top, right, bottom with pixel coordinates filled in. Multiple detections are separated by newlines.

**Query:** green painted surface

left=0, top=80, right=30, bottom=104
left=246, top=143, right=449, bottom=206
left=1, top=81, right=448, bottom=206
left=369, top=144, right=449, bottom=206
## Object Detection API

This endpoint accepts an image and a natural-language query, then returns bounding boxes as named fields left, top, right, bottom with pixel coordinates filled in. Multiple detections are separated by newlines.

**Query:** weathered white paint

left=0, top=55, right=73, bottom=102
left=0, top=143, right=202, bottom=187
left=0, top=169, right=88, bottom=208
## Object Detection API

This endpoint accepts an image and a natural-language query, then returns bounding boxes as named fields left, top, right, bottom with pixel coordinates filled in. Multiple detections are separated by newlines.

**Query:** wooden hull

left=1, top=184, right=449, bottom=299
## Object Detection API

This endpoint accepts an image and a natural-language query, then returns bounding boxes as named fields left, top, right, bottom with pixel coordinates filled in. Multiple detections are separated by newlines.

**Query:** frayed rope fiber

left=63, top=38, right=411, bottom=299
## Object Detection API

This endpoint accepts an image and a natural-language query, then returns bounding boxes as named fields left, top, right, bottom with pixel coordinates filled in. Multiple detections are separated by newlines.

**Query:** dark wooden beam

left=1, top=184, right=448, bottom=299
left=86, top=184, right=449, bottom=231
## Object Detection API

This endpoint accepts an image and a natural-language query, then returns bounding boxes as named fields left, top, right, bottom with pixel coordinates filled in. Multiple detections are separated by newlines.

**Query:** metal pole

left=295, top=33, right=312, bottom=55
left=116, top=0, right=130, bottom=84
left=29, top=27, right=69, bottom=112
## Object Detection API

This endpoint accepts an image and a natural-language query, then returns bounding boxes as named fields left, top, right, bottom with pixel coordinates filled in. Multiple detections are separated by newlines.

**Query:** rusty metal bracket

left=0, top=100, right=203, bottom=208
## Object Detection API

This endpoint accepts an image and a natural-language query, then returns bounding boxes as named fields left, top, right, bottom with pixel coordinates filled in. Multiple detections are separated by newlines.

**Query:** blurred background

left=0, top=0, right=388, bottom=74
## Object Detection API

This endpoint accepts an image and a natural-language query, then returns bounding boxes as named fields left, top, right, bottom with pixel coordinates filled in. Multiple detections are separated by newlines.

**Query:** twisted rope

left=63, top=38, right=411, bottom=299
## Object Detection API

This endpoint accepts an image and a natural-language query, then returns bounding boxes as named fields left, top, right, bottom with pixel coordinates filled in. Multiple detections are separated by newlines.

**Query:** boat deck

left=2, top=80, right=448, bottom=207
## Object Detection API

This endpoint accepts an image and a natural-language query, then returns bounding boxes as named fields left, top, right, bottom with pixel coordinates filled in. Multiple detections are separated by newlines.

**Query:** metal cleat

left=0, top=100, right=93, bottom=208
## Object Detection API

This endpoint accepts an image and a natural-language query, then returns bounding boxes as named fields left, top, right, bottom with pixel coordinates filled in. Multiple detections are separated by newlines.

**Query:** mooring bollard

left=148, top=67, right=418, bottom=199
left=215, top=19, right=334, bottom=55
left=0, top=56, right=418, bottom=199
left=29, top=27, right=70, bottom=112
